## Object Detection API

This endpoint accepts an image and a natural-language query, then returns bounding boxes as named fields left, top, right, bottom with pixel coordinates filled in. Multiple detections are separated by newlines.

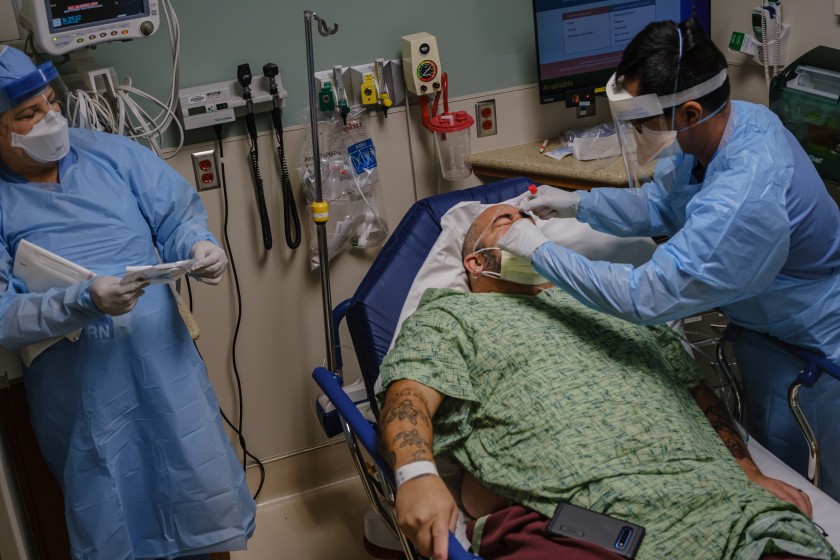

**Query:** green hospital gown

left=379, top=288, right=836, bottom=560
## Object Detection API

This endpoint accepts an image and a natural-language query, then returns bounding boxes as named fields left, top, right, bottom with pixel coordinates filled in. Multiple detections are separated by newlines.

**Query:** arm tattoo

left=393, top=428, right=429, bottom=450
left=703, top=403, right=748, bottom=460
left=380, top=398, right=431, bottom=428
left=377, top=385, right=435, bottom=467
left=725, top=440, right=748, bottom=461
left=391, top=429, right=433, bottom=461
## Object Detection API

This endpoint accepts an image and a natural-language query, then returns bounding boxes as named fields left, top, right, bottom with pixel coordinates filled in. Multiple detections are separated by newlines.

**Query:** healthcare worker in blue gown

left=0, top=45, right=256, bottom=559
left=500, top=18, right=840, bottom=501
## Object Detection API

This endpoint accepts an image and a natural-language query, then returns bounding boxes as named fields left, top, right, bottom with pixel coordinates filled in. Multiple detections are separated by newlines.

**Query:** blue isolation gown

left=530, top=101, right=840, bottom=499
left=0, top=128, right=256, bottom=559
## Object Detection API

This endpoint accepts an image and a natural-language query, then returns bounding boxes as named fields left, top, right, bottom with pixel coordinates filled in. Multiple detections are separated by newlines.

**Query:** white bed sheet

left=749, top=438, right=840, bottom=552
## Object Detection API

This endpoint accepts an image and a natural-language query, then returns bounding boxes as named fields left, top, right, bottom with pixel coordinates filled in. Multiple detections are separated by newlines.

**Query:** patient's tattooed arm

left=377, top=380, right=443, bottom=470
left=690, top=383, right=751, bottom=464
left=379, top=380, right=458, bottom=559
left=690, top=383, right=749, bottom=461
left=690, top=383, right=814, bottom=517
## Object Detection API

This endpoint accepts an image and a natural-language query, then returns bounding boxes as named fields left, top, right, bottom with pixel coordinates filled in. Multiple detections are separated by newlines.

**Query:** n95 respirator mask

left=11, top=110, right=70, bottom=163
left=632, top=124, right=680, bottom=167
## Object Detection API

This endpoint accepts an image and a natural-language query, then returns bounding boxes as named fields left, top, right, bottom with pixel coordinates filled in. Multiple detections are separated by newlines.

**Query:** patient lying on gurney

left=377, top=205, right=837, bottom=560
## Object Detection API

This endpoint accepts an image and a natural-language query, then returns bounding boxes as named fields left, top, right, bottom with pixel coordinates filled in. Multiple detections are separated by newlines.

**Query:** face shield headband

left=606, top=68, right=728, bottom=126
left=0, top=62, right=59, bottom=113
left=606, top=32, right=728, bottom=188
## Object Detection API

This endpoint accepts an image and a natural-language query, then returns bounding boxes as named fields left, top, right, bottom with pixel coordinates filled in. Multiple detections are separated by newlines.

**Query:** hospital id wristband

left=395, top=461, right=439, bottom=489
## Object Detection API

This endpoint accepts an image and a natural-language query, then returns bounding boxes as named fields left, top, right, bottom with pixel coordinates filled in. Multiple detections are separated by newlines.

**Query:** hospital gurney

left=312, top=176, right=840, bottom=558
left=718, top=323, right=840, bottom=488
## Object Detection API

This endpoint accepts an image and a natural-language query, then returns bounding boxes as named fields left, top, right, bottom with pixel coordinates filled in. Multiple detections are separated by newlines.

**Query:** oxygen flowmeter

left=401, top=32, right=442, bottom=95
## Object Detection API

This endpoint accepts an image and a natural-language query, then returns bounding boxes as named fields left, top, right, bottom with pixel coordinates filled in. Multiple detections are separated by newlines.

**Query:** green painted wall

left=89, top=0, right=539, bottom=145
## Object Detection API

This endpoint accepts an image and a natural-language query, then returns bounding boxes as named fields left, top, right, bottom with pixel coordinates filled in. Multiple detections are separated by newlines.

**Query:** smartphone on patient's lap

left=546, top=502, right=645, bottom=559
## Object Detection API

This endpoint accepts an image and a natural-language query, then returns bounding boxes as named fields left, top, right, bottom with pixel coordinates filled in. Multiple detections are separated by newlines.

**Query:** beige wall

left=0, top=429, right=30, bottom=560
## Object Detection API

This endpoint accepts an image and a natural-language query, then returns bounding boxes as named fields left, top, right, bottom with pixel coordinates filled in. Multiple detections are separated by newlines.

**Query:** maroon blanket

left=466, top=504, right=624, bottom=560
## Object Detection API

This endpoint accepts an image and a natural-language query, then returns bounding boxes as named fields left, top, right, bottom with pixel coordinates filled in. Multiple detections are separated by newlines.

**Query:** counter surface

left=470, top=139, right=632, bottom=190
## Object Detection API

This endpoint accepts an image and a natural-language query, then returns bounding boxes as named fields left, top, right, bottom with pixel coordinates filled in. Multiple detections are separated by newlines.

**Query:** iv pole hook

left=305, top=11, right=338, bottom=36
left=317, top=16, right=338, bottom=36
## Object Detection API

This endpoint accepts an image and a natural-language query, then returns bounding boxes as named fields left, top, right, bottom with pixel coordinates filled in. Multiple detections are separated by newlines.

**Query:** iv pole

left=304, top=10, right=339, bottom=374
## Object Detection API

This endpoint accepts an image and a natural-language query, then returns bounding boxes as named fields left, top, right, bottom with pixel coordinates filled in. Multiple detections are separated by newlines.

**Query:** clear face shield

left=606, top=68, right=728, bottom=189
left=0, top=61, right=70, bottom=164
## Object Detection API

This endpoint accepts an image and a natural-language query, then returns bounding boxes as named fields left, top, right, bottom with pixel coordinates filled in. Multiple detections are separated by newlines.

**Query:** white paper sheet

left=12, top=240, right=93, bottom=366
left=122, top=259, right=195, bottom=285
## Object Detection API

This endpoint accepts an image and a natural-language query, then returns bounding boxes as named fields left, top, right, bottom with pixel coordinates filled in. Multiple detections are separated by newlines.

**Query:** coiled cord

left=248, top=141, right=273, bottom=251
left=273, top=111, right=301, bottom=249
left=55, top=0, right=184, bottom=157
left=762, top=9, right=771, bottom=86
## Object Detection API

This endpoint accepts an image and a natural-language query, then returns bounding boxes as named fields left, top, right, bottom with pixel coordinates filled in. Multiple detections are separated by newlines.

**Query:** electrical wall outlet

left=191, top=149, right=221, bottom=191
left=475, top=99, right=497, bottom=138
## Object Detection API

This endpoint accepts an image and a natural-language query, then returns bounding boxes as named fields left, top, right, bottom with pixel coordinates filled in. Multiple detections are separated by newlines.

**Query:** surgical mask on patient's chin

left=10, top=111, right=70, bottom=163
left=500, top=250, right=549, bottom=285
left=474, top=247, right=548, bottom=286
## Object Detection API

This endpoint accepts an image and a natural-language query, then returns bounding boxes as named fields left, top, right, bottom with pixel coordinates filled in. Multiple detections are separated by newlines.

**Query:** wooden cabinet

left=0, top=379, right=70, bottom=559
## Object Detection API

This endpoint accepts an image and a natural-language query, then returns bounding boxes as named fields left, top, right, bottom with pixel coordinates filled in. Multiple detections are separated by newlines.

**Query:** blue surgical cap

left=0, top=45, right=59, bottom=113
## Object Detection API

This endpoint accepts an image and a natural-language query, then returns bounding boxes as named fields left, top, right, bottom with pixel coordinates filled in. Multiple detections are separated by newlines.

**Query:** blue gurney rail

left=313, top=367, right=482, bottom=560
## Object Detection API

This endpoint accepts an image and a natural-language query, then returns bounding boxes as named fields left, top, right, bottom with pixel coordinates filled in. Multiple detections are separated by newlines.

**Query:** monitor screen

left=533, top=0, right=712, bottom=104
left=46, top=0, right=149, bottom=33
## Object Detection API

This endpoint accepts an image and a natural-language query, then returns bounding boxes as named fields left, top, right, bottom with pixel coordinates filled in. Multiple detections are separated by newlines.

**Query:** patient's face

left=473, top=204, right=532, bottom=249
left=463, top=204, right=549, bottom=295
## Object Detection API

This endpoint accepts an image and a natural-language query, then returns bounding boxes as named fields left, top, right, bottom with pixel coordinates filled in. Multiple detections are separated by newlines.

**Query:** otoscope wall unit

left=178, top=72, right=287, bottom=131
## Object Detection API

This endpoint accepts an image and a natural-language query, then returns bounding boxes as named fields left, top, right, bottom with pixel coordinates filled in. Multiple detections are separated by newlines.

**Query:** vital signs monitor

left=19, top=0, right=160, bottom=55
